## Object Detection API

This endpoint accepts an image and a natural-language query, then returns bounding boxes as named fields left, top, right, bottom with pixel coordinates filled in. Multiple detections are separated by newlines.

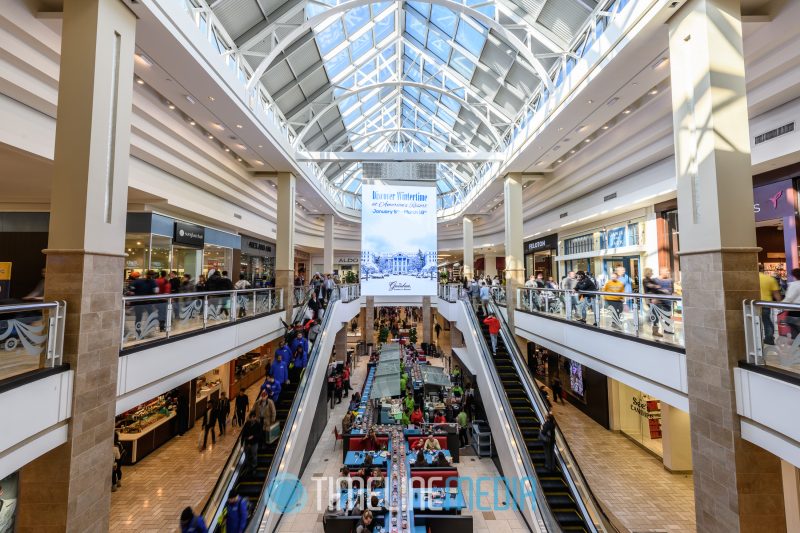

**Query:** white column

left=463, top=217, right=474, bottom=279
left=323, top=214, right=334, bottom=274
left=660, top=403, right=693, bottom=472
left=275, top=173, right=295, bottom=321
left=504, top=174, right=525, bottom=286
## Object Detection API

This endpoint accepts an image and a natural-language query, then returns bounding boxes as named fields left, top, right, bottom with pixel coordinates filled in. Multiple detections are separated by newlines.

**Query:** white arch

left=245, top=0, right=554, bottom=94
left=296, top=82, right=503, bottom=145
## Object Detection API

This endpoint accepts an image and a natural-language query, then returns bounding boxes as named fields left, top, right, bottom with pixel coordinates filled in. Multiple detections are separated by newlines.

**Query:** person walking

left=469, top=279, right=481, bottom=311
left=434, top=322, right=441, bottom=340
left=180, top=274, right=196, bottom=293
left=155, top=270, right=171, bottom=332
left=242, top=411, right=262, bottom=472
left=483, top=313, right=501, bottom=354
left=180, top=507, right=208, bottom=533
left=112, top=432, right=123, bottom=491
left=479, top=282, right=491, bottom=316
left=217, top=392, right=230, bottom=436
left=782, top=268, right=800, bottom=338
left=574, top=271, right=597, bottom=324
left=308, top=292, right=321, bottom=320
left=201, top=400, right=218, bottom=449
left=643, top=268, right=667, bottom=338
left=540, top=412, right=556, bottom=472
left=551, top=379, right=563, bottom=404
left=325, top=274, right=336, bottom=303
left=234, top=388, right=249, bottom=428
left=759, top=264, right=782, bottom=345
left=456, top=408, right=469, bottom=448
left=225, top=490, right=249, bottom=533
left=602, top=273, right=625, bottom=329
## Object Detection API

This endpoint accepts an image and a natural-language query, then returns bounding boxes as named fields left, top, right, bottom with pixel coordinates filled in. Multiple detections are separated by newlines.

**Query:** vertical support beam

left=668, top=0, right=786, bottom=530
left=274, top=173, right=296, bottom=323
left=334, top=324, right=347, bottom=362
left=422, top=296, right=432, bottom=345
left=365, top=296, right=375, bottom=347
left=782, top=461, right=800, bottom=532
left=323, top=214, right=334, bottom=274
left=504, top=173, right=525, bottom=332
left=17, top=1, right=136, bottom=532
left=463, top=217, right=474, bottom=279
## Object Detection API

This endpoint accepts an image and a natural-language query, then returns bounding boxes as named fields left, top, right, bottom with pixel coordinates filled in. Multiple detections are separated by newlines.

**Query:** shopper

left=602, top=273, right=625, bottom=329
left=234, top=388, right=249, bottom=427
left=325, top=273, right=336, bottom=303
left=217, top=391, right=230, bottom=436
left=234, top=274, right=251, bottom=290
left=180, top=507, right=208, bottom=533
left=782, top=268, right=800, bottom=338
left=551, top=379, right=563, bottom=404
left=180, top=274, right=196, bottom=293
left=423, top=434, right=441, bottom=451
left=483, top=313, right=501, bottom=354
left=225, top=490, right=249, bottom=533
left=169, top=271, right=181, bottom=294
left=355, top=509, right=375, bottom=533
left=256, top=390, right=276, bottom=430
left=574, top=271, right=597, bottom=324
left=643, top=268, right=667, bottom=338
left=242, top=411, right=262, bottom=472
left=469, top=279, right=480, bottom=311
left=155, top=270, right=171, bottom=332
left=759, top=264, right=782, bottom=345
left=201, top=400, right=218, bottom=449
left=307, top=319, right=322, bottom=345
left=456, top=409, right=469, bottom=447
left=342, top=364, right=351, bottom=395
left=112, top=432, right=123, bottom=491
left=290, top=331, right=309, bottom=382
left=434, top=451, right=450, bottom=467
left=540, top=412, right=556, bottom=472
left=410, top=407, right=424, bottom=425
left=479, top=282, right=491, bottom=315
left=264, top=374, right=281, bottom=404
left=271, top=352, right=289, bottom=385
left=196, top=274, right=207, bottom=292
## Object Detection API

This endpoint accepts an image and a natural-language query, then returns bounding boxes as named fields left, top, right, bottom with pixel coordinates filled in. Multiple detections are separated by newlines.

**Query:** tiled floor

left=276, top=320, right=529, bottom=533
left=548, top=392, right=696, bottom=533
left=110, top=381, right=264, bottom=532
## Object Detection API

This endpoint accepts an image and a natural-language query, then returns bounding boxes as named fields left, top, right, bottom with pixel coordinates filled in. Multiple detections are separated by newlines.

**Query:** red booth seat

left=409, top=469, right=459, bottom=488
left=348, top=436, right=390, bottom=451
left=407, top=436, right=448, bottom=450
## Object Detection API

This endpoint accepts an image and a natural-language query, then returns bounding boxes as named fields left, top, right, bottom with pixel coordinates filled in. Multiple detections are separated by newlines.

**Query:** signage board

left=753, top=180, right=796, bottom=222
left=524, top=234, right=558, bottom=254
left=173, top=221, right=205, bottom=247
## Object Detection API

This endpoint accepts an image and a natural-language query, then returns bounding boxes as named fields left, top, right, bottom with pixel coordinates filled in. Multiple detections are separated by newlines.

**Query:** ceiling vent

left=754, top=122, right=795, bottom=145
left=362, top=162, right=438, bottom=181
left=604, top=192, right=617, bottom=202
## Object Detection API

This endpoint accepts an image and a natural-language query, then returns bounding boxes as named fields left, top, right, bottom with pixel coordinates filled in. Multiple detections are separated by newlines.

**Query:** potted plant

left=409, top=327, right=418, bottom=345
left=378, top=326, right=390, bottom=343
left=344, top=271, right=357, bottom=284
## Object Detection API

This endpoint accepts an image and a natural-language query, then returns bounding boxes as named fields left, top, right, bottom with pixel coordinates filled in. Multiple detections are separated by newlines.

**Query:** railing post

left=565, top=291, right=572, bottom=320
left=230, top=292, right=237, bottom=322
left=120, top=301, right=127, bottom=348
left=752, top=301, right=764, bottom=364
left=203, top=295, right=209, bottom=328
left=166, top=299, right=173, bottom=337
left=632, top=298, right=639, bottom=333
left=593, top=297, right=600, bottom=327
left=46, top=311, right=57, bottom=366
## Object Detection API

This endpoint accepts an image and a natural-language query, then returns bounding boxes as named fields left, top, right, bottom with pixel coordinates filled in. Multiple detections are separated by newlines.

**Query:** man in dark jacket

left=234, top=388, right=249, bottom=427
left=202, top=400, right=218, bottom=449
left=574, top=271, right=597, bottom=324
left=129, top=271, right=157, bottom=331
left=217, top=392, right=231, bottom=436
left=241, top=411, right=262, bottom=472
left=225, top=490, right=249, bottom=533
left=180, top=507, right=208, bottom=533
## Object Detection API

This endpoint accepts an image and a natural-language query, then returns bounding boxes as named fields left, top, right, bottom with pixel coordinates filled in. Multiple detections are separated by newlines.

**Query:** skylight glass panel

left=374, top=12, right=394, bottom=43
left=430, top=5, right=457, bottom=36
left=419, top=91, right=437, bottom=112
left=344, top=6, right=371, bottom=35
left=436, top=108, right=456, bottom=127
left=449, top=50, right=474, bottom=78
left=426, top=27, right=451, bottom=62
left=316, top=21, right=345, bottom=56
left=405, top=11, right=427, bottom=44
left=351, top=32, right=373, bottom=59
left=372, top=2, right=392, bottom=16
left=325, top=48, right=350, bottom=77
left=455, top=19, right=485, bottom=57
left=407, top=1, right=431, bottom=18
left=441, top=94, right=459, bottom=112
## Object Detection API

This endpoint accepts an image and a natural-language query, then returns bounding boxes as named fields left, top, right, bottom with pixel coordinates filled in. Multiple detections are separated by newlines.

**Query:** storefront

left=613, top=381, right=664, bottom=457
left=239, top=235, right=276, bottom=286
left=0, top=471, right=18, bottom=531
left=125, top=213, right=240, bottom=281
left=557, top=216, right=646, bottom=291
left=524, top=234, right=558, bottom=280
left=310, top=254, right=361, bottom=278
left=752, top=177, right=798, bottom=279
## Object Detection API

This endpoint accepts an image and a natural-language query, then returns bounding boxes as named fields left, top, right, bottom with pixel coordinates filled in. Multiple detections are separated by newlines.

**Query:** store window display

left=616, top=382, right=663, bottom=457
left=0, top=472, right=18, bottom=533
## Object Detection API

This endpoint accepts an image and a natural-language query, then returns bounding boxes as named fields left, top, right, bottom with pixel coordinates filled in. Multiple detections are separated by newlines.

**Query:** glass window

left=427, top=29, right=452, bottom=62
left=150, top=235, right=172, bottom=274
left=405, top=11, right=427, bottom=44
left=430, top=4, right=457, bottom=36
left=316, top=20, right=344, bottom=56
left=124, top=233, right=149, bottom=276
left=350, top=32, right=373, bottom=59
left=325, top=48, right=350, bottom=78
left=374, top=12, right=394, bottom=43
left=344, top=5, right=370, bottom=35
left=455, top=20, right=484, bottom=58
left=407, top=0, right=430, bottom=18
left=203, top=245, right=232, bottom=276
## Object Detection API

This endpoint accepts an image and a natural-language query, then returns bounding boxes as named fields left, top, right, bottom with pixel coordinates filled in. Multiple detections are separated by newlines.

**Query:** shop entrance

left=173, top=245, right=202, bottom=281
left=602, top=256, right=640, bottom=292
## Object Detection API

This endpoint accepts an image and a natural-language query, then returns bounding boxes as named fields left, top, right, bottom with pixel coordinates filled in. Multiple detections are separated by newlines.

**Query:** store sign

left=606, top=226, right=626, bottom=248
left=173, top=221, right=205, bottom=247
left=337, top=257, right=360, bottom=264
left=754, top=180, right=796, bottom=222
left=242, top=236, right=273, bottom=255
left=524, top=234, right=558, bottom=253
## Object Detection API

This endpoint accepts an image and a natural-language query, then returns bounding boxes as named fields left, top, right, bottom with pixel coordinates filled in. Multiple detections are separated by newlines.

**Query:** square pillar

left=422, top=296, right=432, bottom=344
left=274, top=173, right=296, bottom=323
left=323, top=214, right=334, bottom=274
left=334, top=324, right=348, bottom=362
left=463, top=217, right=474, bottom=279
left=661, top=404, right=693, bottom=472
left=504, top=174, right=525, bottom=331
left=17, top=1, right=136, bottom=532
left=365, top=296, right=375, bottom=346
left=669, top=0, right=786, bottom=530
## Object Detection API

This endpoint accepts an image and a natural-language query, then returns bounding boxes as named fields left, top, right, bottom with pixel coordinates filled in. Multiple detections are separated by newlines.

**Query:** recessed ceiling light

left=255, top=161, right=264, bottom=166
left=185, top=95, right=196, bottom=104
left=236, top=124, right=243, bottom=129
left=135, top=54, right=153, bottom=67
left=558, top=127, right=563, bottom=131
left=584, top=138, right=591, bottom=143
left=652, top=57, right=668, bottom=70
left=623, top=109, right=631, bottom=114
left=208, top=96, right=215, bottom=102
left=237, top=158, right=243, bottom=162
left=224, top=147, right=230, bottom=152
left=258, top=145, right=263, bottom=148
left=577, top=125, right=589, bottom=132
left=189, top=120, right=196, bottom=126
left=167, top=102, right=175, bottom=110
left=601, top=125, right=609, bottom=130
left=207, top=134, right=214, bottom=139
left=649, top=89, right=658, bottom=95
left=570, top=150, right=576, bottom=154
left=135, top=77, right=144, bottom=85
left=587, top=100, right=594, bottom=104
left=557, top=159, right=563, bottom=163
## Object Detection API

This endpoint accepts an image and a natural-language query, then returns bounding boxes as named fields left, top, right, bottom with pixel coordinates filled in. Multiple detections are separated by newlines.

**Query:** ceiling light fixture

left=557, top=159, right=563, bottom=163
left=601, top=125, right=609, bottom=130
left=623, top=109, right=631, bottom=114
left=189, top=120, right=196, bottom=126
left=587, top=100, right=594, bottom=104
left=649, top=89, right=658, bottom=95
left=258, top=145, right=263, bottom=148
left=208, top=96, right=216, bottom=102
left=584, top=138, right=591, bottom=143
left=135, top=77, right=145, bottom=85
left=135, top=54, right=153, bottom=67
left=570, top=150, right=576, bottom=154
left=237, top=158, right=243, bottom=162
left=167, top=102, right=175, bottom=110
left=185, top=95, right=197, bottom=104
left=207, top=134, right=214, bottom=139
left=607, top=97, right=619, bottom=106
left=652, top=57, right=668, bottom=70
left=236, top=124, right=243, bottom=129
left=224, top=147, right=230, bottom=152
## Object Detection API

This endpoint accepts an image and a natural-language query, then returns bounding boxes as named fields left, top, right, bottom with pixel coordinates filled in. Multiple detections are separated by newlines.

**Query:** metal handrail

left=249, top=286, right=342, bottom=532
left=457, top=295, right=554, bottom=532
left=0, top=300, right=67, bottom=369
left=743, top=299, right=800, bottom=367
left=519, top=286, right=681, bottom=301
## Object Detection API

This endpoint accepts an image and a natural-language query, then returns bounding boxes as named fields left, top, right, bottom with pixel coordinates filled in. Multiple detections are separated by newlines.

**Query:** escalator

left=462, top=296, right=614, bottom=533
left=477, top=311, right=587, bottom=531
left=201, top=287, right=336, bottom=531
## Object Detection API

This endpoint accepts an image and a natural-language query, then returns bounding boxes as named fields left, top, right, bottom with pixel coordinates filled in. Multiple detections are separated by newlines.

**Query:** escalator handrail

left=489, top=299, right=617, bottom=533
left=247, top=287, right=343, bottom=532
left=457, top=296, right=556, bottom=533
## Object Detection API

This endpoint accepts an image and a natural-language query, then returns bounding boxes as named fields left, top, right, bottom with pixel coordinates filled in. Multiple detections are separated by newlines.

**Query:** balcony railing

left=743, top=300, right=800, bottom=377
left=338, top=283, right=362, bottom=303
left=516, top=287, right=684, bottom=348
left=438, top=283, right=462, bottom=303
left=120, top=288, right=284, bottom=351
left=0, top=301, right=66, bottom=382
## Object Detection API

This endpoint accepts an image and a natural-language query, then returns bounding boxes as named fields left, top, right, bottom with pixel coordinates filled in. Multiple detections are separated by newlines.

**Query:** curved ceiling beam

left=295, top=81, right=503, bottom=146
left=343, top=128, right=473, bottom=152
left=245, top=0, right=554, bottom=94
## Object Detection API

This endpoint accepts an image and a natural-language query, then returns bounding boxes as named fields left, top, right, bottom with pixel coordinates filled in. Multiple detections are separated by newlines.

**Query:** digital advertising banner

left=361, top=183, right=437, bottom=296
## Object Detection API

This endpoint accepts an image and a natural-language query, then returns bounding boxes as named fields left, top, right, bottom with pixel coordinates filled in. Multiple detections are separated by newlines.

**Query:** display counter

left=117, top=411, right=177, bottom=464
left=235, top=354, right=268, bottom=391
